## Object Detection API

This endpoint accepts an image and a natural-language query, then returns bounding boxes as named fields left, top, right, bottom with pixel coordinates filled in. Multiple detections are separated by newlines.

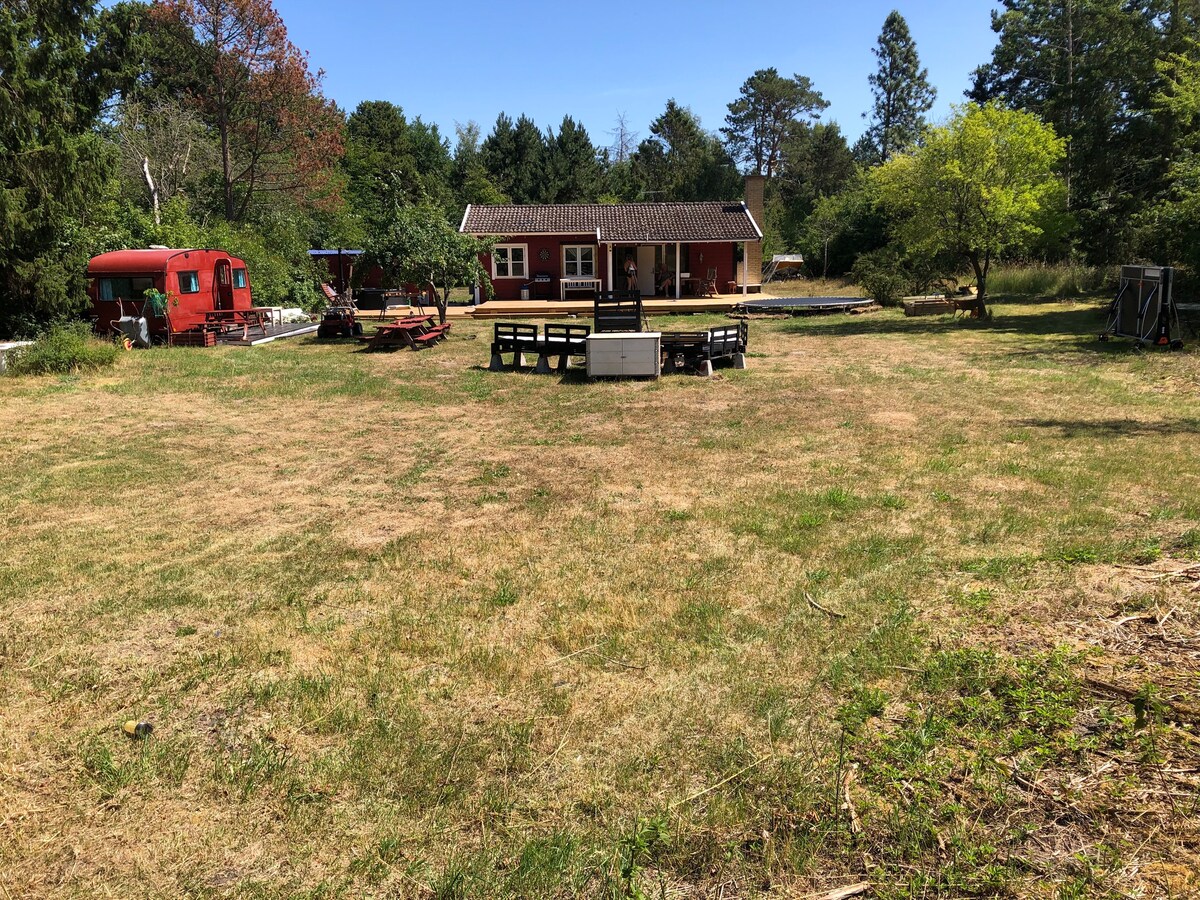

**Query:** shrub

left=851, top=248, right=910, bottom=306
left=5, top=322, right=120, bottom=376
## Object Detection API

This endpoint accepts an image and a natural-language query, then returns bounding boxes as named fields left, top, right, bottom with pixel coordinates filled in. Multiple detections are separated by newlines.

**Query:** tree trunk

left=430, top=281, right=447, bottom=325
left=968, top=252, right=990, bottom=320
left=141, top=156, right=161, bottom=227
left=219, top=112, right=234, bottom=221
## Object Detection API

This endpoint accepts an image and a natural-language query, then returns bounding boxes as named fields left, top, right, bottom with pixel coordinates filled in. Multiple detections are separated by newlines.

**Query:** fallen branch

left=1127, top=562, right=1200, bottom=582
left=803, top=883, right=871, bottom=900
left=550, top=642, right=603, bottom=665
left=1082, top=677, right=1200, bottom=727
left=670, top=755, right=770, bottom=810
left=806, top=593, right=846, bottom=619
left=841, top=763, right=862, bottom=835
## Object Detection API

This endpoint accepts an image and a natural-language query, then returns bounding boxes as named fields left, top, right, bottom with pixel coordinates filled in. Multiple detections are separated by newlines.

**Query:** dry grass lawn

left=1, top=298, right=1198, bottom=899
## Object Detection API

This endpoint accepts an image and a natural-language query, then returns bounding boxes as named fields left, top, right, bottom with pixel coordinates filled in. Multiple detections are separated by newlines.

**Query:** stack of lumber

left=903, top=297, right=956, bottom=317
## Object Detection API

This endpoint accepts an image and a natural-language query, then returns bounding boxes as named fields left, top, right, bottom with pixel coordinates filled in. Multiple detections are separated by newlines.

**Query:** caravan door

left=214, top=259, right=235, bottom=310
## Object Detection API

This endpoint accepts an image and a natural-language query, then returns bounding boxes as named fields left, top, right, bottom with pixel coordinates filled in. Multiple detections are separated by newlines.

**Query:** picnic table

left=203, top=308, right=271, bottom=340
left=359, top=315, right=451, bottom=351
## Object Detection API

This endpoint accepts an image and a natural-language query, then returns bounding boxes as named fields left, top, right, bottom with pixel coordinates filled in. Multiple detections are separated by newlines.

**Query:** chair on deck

left=699, top=268, right=719, bottom=298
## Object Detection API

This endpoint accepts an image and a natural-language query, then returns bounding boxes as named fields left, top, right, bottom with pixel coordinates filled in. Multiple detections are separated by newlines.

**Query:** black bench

left=660, top=322, right=749, bottom=375
left=593, top=291, right=645, bottom=333
left=489, top=323, right=539, bottom=369
left=536, top=323, right=591, bottom=373
left=489, top=322, right=592, bottom=373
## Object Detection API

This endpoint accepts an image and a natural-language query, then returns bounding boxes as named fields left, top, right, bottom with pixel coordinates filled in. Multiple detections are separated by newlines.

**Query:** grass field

left=1, top=298, right=1198, bottom=899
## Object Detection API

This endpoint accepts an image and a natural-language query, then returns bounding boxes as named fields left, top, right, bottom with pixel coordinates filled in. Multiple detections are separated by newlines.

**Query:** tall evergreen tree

left=452, top=121, right=507, bottom=206
left=0, top=1, right=120, bottom=333
left=481, top=113, right=547, bottom=204
left=544, top=116, right=602, bottom=203
left=344, top=101, right=454, bottom=222
left=632, top=100, right=740, bottom=201
left=773, top=122, right=856, bottom=249
left=861, top=11, right=936, bottom=164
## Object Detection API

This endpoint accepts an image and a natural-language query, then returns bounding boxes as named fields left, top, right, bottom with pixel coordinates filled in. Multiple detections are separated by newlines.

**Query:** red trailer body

left=88, top=248, right=253, bottom=339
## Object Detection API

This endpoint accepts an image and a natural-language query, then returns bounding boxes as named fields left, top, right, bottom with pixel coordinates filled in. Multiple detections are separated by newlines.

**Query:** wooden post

left=675, top=242, right=681, bottom=300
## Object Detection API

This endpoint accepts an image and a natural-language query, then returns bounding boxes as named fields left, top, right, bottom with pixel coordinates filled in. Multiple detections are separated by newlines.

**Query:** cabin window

left=178, top=271, right=200, bottom=294
left=493, top=244, right=527, bottom=278
left=233, top=268, right=247, bottom=289
left=98, top=277, right=155, bottom=301
left=562, top=245, right=595, bottom=277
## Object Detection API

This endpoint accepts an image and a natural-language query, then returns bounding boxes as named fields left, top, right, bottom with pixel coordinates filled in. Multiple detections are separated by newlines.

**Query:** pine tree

left=862, top=11, right=936, bottom=164
left=481, top=114, right=547, bottom=204
left=721, top=68, right=828, bottom=177
left=632, top=101, right=740, bottom=201
left=544, top=117, right=602, bottom=204
left=154, top=0, right=345, bottom=222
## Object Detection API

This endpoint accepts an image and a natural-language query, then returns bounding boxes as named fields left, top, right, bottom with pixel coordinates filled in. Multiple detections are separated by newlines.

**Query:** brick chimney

left=744, top=174, right=765, bottom=286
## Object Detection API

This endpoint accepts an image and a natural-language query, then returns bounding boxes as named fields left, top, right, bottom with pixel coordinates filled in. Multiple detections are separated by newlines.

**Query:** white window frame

left=562, top=244, right=597, bottom=278
left=492, top=243, right=528, bottom=279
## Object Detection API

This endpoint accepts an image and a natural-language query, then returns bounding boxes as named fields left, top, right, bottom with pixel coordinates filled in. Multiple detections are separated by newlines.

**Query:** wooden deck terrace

left=425, top=296, right=745, bottom=320
left=215, top=321, right=320, bottom=346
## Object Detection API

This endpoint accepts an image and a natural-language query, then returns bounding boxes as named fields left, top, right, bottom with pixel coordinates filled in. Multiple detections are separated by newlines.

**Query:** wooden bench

left=560, top=277, right=602, bottom=300
left=489, top=323, right=540, bottom=369
left=660, top=322, right=749, bottom=375
left=593, top=291, right=645, bottom=333
left=488, top=323, right=592, bottom=373
left=535, top=323, right=591, bottom=373
left=903, top=297, right=956, bottom=317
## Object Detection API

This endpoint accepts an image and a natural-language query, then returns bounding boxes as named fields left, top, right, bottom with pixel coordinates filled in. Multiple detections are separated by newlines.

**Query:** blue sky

left=280, top=1, right=1001, bottom=151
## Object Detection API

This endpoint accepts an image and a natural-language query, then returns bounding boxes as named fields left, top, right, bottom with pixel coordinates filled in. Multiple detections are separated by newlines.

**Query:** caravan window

left=233, top=268, right=247, bottom=289
left=178, top=271, right=200, bottom=294
left=98, top=277, right=155, bottom=301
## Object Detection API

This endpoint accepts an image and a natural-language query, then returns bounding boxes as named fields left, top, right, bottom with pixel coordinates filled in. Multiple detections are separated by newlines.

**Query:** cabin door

left=636, top=246, right=656, bottom=297
left=214, top=260, right=234, bottom=309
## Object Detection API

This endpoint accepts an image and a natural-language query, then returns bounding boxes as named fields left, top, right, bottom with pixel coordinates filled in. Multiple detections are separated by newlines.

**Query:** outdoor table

left=203, top=308, right=269, bottom=340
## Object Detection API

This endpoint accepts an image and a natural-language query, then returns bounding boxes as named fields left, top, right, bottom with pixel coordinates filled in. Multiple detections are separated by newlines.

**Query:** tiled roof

left=460, top=202, right=763, bottom=242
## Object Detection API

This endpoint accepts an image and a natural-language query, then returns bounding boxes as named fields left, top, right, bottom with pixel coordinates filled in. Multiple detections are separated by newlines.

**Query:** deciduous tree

left=874, top=104, right=1066, bottom=317
left=154, top=0, right=344, bottom=222
left=969, top=0, right=1169, bottom=260
left=116, top=97, right=218, bottom=225
left=363, top=204, right=493, bottom=324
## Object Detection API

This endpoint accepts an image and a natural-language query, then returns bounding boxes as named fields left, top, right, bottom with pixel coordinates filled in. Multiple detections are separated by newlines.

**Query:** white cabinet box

left=586, top=332, right=661, bottom=378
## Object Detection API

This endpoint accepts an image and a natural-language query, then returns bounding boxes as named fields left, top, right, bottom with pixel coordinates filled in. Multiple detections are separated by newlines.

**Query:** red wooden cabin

left=88, top=248, right=253, bottom=339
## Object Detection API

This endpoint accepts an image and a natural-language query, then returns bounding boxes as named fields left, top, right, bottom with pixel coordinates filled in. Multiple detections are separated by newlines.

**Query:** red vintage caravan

left=88, top=248, right=253, bottom=341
